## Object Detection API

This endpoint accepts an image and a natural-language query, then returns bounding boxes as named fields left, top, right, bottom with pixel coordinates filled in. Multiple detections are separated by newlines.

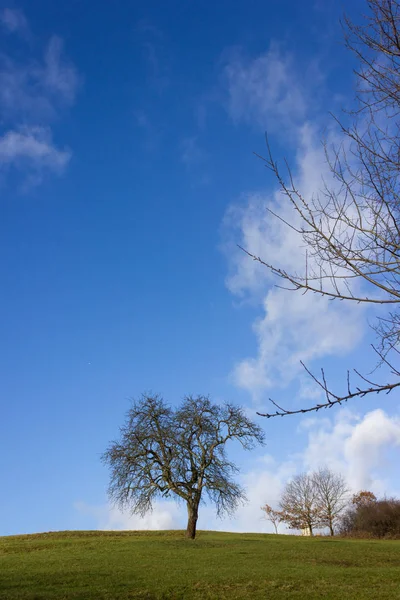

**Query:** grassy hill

left=1, top=530, right=399, bottom=599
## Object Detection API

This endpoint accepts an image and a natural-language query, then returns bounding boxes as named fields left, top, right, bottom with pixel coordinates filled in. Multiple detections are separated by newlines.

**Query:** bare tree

left=261, top=503, right=284, bottom=534
left=313, top=468, right=349, bottom=536
left=241, top=0, right=400, bottom=417
left=102, top=393, right=265, bottom=539
left=279, top=473, right=323, bottom=536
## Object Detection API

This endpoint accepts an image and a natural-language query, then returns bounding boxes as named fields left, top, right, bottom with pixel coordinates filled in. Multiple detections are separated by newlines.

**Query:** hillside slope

left=1, top=530, right=399, bottom=599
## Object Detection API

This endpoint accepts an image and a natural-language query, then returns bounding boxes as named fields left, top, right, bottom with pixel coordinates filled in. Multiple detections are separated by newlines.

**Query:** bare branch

left=240, top=1, right=400, bottom=417
left=257, top=364, right=400, bottom=418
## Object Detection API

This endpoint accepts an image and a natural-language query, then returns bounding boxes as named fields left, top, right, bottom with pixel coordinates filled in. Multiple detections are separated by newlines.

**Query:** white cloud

left=0, top=8, right=28, bottom=34
left=0, top=55, right=49, bottom=120
left=302, top=408, right=400, bottom=497
left=199, top=457, right=296, bottom=533
left=224, top=124, right=339, bottom=295
left=0, top=16, right=79, bottom=186
left=234, top=288, right=363, bottom=397
left=0, top=37, right=79, bottom=121
left=0, top=127, right=71, bottom=178
left=220, top=34, right=372, bottom=402
left=222, top=43, right=320, bottom=132
left=222, top=124, right=365, bottom=400
left=75, top=500, right=183, bottom=531
left=42, top=36, right=79, bottom=107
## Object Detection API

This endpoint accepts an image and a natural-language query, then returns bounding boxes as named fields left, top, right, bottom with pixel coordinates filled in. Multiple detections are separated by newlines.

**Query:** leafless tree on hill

left=313, top=468, right=349, bottom=536
left=279, top=473, right=323, bottom=536
left=102, top=393, right=265, bottom=539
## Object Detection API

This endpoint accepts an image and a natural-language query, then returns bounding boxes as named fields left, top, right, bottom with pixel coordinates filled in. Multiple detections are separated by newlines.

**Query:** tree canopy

left=102, top=393, right=265, bottom=539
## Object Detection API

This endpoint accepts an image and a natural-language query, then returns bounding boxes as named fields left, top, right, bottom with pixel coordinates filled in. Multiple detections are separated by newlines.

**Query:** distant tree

left=261, top=503, right=284, bottom=534
left=242, top=0, right=400, bottom=418
left=313, top=468, right=349, bottom=536
left=352, top=490, right=377, bottom=508
left=279, top=473, right=323, bottom=536
left=102, top=394, right=265, bottom=539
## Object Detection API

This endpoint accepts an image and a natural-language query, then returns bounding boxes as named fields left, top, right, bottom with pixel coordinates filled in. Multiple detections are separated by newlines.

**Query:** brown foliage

left=340, top=492, right=400, bottom=538
left=260, top=504, right=284, bottom=534
left=352, top=490, right=377, bottom=507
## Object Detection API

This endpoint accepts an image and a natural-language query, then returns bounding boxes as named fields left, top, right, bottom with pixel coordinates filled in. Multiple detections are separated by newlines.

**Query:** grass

left=0, top=530, right=400, bottom=599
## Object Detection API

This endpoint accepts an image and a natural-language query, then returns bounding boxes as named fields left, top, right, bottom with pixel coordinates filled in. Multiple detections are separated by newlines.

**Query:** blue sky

left=1, top=0, right=400, bottom=536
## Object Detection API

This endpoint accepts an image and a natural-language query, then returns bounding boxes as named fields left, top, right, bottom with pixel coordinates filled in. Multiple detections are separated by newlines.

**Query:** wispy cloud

left=0, top=9, right=79, bottom=188
left=0, top=8, right=29, bottom=35
left=0, top=126, right=70, bottom=174
left=0, top=35, right=79, bottom=122
left=222, top=43, right=321, bottom=133
left=41, top=36, right=79, bottom=107
left=135, top=19, right=170, bottom=92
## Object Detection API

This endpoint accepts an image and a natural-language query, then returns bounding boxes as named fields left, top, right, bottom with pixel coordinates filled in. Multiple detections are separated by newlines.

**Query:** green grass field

left=1, top=530, right=400, bottom=599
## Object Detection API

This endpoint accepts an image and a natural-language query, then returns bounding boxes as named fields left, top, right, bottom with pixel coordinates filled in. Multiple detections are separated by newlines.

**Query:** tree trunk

left=329, top=521, right=334, bottom=536
left=186, top=502, right=199, bottom=539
